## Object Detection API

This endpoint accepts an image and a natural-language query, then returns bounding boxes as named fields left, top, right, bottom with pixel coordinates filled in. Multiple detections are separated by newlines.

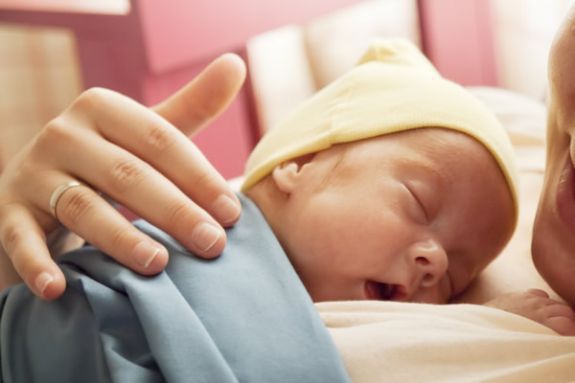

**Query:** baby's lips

left=364, top=281, right=407, bottom=301
left=392, top=284, right=409, bottom=301
left=364, top=281, right=380, bottom=300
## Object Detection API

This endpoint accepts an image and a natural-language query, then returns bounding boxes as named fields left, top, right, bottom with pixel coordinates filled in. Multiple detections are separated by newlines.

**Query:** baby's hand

left=485, top=289, right=575, bottom=336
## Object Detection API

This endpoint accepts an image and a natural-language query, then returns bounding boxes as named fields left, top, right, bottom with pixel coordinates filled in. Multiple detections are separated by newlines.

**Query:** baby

left=1, top=38, right=574, bottom=382
left=246, top=128, right=511, bottom=304
left=240, top=39, right=574, bottom=333
left=242, top=39, right=518, bottom=305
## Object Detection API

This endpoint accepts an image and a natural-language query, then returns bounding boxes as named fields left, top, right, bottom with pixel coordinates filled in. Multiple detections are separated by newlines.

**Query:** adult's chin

left=532, top=155, right=575, bottom=307
left=532, top=218, right=575, bottom=307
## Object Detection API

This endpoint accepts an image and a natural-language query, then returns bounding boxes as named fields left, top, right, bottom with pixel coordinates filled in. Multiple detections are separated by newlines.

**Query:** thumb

left=152, top=53, right=246, bottom=136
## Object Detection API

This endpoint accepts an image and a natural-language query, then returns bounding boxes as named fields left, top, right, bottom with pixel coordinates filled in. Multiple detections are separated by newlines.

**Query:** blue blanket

left=0, top=194, right=350, bottom=383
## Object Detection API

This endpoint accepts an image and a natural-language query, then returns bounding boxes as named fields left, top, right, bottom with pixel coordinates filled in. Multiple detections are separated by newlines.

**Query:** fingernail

left=212, top=194, right=241, bottom=224
left=133, top=241, right=164, bottom=268
left=35, top=272, right=54, bottom=296
left=192, top=222, right=222, bottom=252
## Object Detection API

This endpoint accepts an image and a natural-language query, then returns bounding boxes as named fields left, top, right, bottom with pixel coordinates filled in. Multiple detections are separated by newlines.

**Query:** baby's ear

left=272, top=161, right=301, bottom=194
left=272, top=154, right=316, bottom=194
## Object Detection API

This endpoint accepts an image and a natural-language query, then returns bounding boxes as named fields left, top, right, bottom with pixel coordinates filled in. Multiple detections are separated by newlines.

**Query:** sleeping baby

left=1, top=39, right=574, bottom=382
left=241, top=39, right=575, bottom=335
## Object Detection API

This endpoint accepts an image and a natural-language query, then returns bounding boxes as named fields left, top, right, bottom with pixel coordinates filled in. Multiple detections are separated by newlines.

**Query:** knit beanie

left=242, top=39, right=518, bottom=223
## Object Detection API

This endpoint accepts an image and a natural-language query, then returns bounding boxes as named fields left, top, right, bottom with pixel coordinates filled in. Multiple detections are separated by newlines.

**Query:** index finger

left=148, top=53, right=246, bottom=225
left=153, top=53, right=246, bottom=136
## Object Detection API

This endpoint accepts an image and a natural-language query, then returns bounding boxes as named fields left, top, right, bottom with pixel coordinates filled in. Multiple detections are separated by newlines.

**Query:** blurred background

left=0, top=0, right=573, bottom=178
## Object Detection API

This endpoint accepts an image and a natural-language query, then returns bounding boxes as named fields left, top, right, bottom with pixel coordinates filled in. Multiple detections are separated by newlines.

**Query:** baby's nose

left=409, top=239, right=448, bottom=288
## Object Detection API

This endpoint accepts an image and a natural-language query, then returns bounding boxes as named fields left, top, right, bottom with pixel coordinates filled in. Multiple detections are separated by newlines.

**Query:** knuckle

left=107, top=227, right=136, bottom=255
left=143, top=123, right=176, bottom=153
left=193, top=91, right=222, bottom=122
left=73, top=87, right=111, bottom=112
left=189, top=102, right=211, bottom=124
left=193, top=169, right=219, bottom=189
left=165, top=200, right=193, bottom=226
left=59, top=188, right=95, bottom=226
left=108, top=158, right=145, bottom=193
left=187, top=102, right=214, bottom=127
left=38, top=117, right=75, bottom=149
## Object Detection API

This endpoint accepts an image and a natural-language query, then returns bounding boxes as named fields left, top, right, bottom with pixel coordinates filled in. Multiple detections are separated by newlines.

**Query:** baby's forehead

left=330, top=127, right=504, bottom=192
left=342, top=127, right=490, bottom=161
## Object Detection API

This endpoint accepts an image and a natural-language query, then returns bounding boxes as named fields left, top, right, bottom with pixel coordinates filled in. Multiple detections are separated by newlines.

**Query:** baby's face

left=277, top=128, right=515, bottom=303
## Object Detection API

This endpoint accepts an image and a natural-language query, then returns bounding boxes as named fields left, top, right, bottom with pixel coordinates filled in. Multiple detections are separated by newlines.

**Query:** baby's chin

left=532, top=213, right=575, bottom=307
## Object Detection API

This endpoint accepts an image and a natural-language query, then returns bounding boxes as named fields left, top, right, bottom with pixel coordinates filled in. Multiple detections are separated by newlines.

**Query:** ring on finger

left=49, top=181, right=83, bottom=220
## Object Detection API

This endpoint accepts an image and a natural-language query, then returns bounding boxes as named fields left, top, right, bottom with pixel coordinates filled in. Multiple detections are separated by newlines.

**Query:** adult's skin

left=532, top=5, right=575, bottom=307
left=0, top=54, right=245, bottom=300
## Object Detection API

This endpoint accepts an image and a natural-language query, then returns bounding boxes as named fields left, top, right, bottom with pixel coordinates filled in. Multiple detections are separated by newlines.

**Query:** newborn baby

left=242, top=39, right=575, bottom=335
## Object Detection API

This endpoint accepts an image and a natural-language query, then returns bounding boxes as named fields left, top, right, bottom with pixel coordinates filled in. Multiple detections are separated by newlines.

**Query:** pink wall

left=0, top=0, right=501, bottom=177
left=136, top=0, right=362, bottom=74
left=0, top=0, right=363, bottom=178
left=419, top=0, right=498, bottom=86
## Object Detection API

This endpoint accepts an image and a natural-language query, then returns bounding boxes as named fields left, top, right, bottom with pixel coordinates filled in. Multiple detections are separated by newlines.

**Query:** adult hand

left=0, top=53, right=246, bottom=300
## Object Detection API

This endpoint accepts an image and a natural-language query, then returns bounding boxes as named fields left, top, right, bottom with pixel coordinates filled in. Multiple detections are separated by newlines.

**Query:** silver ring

left=49, top=181, right=82, bottom=219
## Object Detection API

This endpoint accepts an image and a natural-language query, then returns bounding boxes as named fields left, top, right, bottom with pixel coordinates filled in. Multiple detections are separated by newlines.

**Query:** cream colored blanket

left=319, top=301, right=575, bottom=383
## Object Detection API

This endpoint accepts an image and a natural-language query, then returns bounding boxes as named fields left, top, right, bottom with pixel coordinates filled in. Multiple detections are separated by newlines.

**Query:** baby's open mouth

left=365, top=281, right=404, bottom=301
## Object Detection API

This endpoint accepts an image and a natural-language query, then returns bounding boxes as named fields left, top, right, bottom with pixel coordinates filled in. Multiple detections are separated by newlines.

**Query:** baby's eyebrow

left=412, top=160, right=447, bottom=211
left=420, top=164, right=445, bottom=191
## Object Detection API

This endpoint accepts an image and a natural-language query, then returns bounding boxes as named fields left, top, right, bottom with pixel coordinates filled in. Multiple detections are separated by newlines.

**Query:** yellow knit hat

left=242, top=39, right=519, bottom=223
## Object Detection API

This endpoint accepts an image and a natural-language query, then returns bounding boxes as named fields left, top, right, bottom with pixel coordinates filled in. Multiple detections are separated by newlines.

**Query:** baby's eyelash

left=406, top=183, right=429, bottom=222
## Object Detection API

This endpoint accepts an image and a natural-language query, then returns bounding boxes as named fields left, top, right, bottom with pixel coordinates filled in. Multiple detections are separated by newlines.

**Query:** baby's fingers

left=0, top=206, right=65, bottom=300
left=546, top=316, right=575, bottom=336
left=526, top=288, right=550, bottom=298
left=540, top=299, right=575, bottom=336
